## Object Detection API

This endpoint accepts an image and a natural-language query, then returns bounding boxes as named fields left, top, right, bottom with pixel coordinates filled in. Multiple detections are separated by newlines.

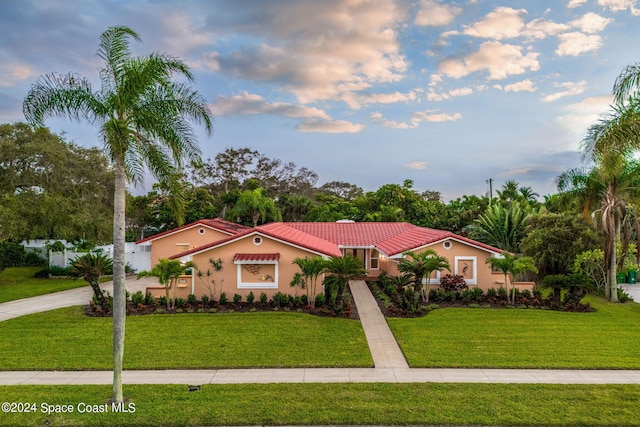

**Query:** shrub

left=47, top=266, right=75, bottom=277
left=144, top=292, right=155, bottom=305
left=233, top=293, right=242, bottom=304
left=439, top=274, right=468, bottom=293
left=0, top=240, right=27, bottom=271
left=158, top=296, right=168, bottom=307
left=219, top=292, right=228, bottom=305
left=272, top=292, right=290, bottom=307
left=497, top=287, right=508, bottom=300
left=246, top=291, right=255, bottom=305
left=486, top=288, right=498, bottom=299
left=187, top=294, right=197, bottom=305
left=259, top=292, right=268, bottom=305
left=471, top=287, right=484, bottom=301
left=314, top=293, right=325, bottom=307
left=617, top=287, right=633, bottom=303
left=34, top=268, right=50, bottom=278
left=300, top=294, right=309, bottom=306
left=460, top=288, right=474, bottom=303
left=25, top=251, right=46, bottom=267
left=175, top=298, right=186, bottom=309
left=131, top=291, right=144, bottom=305
left=201, top=295, right=209, bottom=306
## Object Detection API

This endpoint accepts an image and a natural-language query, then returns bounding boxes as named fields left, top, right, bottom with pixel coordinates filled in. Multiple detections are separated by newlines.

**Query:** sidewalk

left=2, top=368, right=639, bottom=385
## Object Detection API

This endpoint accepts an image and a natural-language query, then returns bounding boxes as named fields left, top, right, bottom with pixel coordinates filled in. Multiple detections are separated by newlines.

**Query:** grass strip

left=0, top=383, right=639, bottom=426
left=388, top=296, right=640, bottom=368
left=0, top=307, right=372, bottom=369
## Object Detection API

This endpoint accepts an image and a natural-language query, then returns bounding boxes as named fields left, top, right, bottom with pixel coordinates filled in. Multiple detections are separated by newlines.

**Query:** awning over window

left=233, top=253, right=280, bottom=262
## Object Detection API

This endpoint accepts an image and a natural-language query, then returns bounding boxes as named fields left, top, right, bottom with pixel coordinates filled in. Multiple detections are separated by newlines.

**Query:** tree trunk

left=609, top=235, right=618, bottom=302
left=89, top=279, right=108, bottom=310
left=112, top=155, right=127, bottom=403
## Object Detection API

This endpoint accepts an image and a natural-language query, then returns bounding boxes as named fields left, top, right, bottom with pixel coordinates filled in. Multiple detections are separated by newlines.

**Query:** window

left=253, top=236, right=263, bottom=246
left=176, top=244, right=189, bottom=252
left=443, top=240, right=452, bottom=250
left=198, top=228, right=206, bottom=235
left=370, top=249, right=380, bottom=270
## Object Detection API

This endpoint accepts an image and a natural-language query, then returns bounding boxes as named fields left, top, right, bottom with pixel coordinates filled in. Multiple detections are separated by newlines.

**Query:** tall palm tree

left=71, top=253, right=113, bottom=311
left=290, top=256, right=326, bottom=308
left=398, top=250, right=450, bottom=302
left=23, top=26, right=212, bottom=403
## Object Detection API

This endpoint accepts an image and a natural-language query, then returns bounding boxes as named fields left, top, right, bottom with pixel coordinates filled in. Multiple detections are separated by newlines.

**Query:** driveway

left=0, top=276, right=158, bottom=322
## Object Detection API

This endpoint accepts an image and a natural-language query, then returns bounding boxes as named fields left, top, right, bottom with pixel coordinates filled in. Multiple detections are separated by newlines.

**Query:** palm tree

left=71, top=253, right=113, bottom=311
left=290, top=257, right=326, bottom=308
left=323, top=256, right=366, bottom=306
left=485, top=253, right=538, bottom=304
left=137, top=258, right=196, bottom=310
left=398, top=250, right=450, bottom=303
left=228, top=188, right=281, bottom=227
left=466, top=202, right=529, bottom=252
left=23, top=26, right=212, bottom=403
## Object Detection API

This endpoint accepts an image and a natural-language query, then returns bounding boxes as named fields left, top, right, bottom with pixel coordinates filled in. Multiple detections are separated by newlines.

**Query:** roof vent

left=336, top=219, right=355, bottom=223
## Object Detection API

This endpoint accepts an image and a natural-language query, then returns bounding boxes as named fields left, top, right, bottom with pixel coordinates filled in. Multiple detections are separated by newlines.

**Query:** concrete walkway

left=2, top=368, right=640, bottom=385
left=348, top=280, right=409, bottom=368
left=0, top=277, right=155, bottom=322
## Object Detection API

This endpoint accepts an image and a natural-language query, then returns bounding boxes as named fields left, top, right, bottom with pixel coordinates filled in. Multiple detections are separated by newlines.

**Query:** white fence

left=49, top=245, right=151, bottom=273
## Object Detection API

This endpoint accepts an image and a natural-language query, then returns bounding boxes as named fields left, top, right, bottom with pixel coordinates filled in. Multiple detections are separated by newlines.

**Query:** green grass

left=0, top=267, right=90, bottom=303
left=1, top=383, right=639, bottom=426
left=388, top=296, right=640, bottom=368
left=0, top=307, right=372, bottom=369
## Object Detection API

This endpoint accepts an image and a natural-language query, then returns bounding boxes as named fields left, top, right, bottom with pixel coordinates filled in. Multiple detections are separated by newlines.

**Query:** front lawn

left=1, top=383, right=639, bottom=426
left=0, top=267, right=90, bottom=303
left=0, top=307, right=372, bottom=369
left=388, top=296, right=640, bottom=368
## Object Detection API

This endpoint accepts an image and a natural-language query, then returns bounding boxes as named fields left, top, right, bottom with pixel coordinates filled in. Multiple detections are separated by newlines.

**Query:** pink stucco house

left=136, top=219, right=521, bottom=300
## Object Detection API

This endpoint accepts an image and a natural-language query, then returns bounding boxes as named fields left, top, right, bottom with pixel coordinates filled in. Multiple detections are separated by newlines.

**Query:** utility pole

left=486, top=178, right=493, bottom=203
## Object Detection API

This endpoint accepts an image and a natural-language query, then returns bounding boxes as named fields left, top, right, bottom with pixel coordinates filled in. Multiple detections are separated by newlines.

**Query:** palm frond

left=613, top=62, right=640, bottom=106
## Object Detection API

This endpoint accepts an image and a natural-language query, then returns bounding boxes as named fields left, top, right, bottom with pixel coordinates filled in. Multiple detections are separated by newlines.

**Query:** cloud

left=345, top=90, right=418, bottom=109
left=541, top=80, right=589, bottom=102
left=448, top=87, right=473, bottom=97
left=497, top=79, right=536, bottom=92
left=597, top=0, right=640, bottom=14
left=414, top=0, right=462, bottom=27
left=371, top=109, right=462, bottom=128
left=0, top=63, right=34, bottom=87
left=202, top=0, right=409, bottom=105
left=439, top=41, right=540, bottom=80
left=405, top=161, right=428, bottom=170
left=570, top=12, right=612, bottom=33
left=210, top=92, right=330, bottom=120
left=556, top=95, right=613, bottom=137
left=524, top=18, right=570, bottom=39
left=413, top=110, right=462, bottom=122
left=556, top=32, right=603, bottom=56
left=296, top=119, right=364, bottom=133
left=463, top=7, right=526, bottom=40
left=568, top=0, right=589, bottom=7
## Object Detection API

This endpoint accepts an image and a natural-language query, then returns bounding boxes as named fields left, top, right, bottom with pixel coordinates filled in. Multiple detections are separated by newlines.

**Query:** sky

left=1, top=0, right=639, bottom=201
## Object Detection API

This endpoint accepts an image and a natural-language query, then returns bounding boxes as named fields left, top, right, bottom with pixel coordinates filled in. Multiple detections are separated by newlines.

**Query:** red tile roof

left=168, top=221, right=504, bottom=260
left=233, top=253, right=280, bottom=262
left=135, top=219, right=249, bottom=244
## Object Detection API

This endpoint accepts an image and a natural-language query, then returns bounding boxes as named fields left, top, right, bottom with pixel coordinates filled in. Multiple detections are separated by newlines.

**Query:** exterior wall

left=377, top=239, right=505, bottom=292
left=181, top=234, right=326, bottom=300
left=148, top=226, right=231, bottom=267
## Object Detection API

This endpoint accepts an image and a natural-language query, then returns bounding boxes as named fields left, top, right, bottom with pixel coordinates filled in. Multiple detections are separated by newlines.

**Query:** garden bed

left=368, top=274, right=594, bottom=318
left=84, top=289, right=360, bottom=320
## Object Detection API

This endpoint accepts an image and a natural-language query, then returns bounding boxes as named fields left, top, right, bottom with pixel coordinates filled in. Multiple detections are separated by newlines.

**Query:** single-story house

left=137, top=220, right=529, bottom=300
